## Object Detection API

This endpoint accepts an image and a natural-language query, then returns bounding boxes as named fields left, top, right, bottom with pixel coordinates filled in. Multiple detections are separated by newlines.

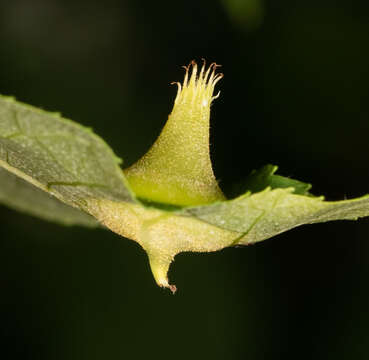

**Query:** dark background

left=1, top=0, right=369, bottom=359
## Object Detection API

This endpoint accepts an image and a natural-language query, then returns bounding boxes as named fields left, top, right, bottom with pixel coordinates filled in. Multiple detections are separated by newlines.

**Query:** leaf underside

left=184, top=186, right=369, bottom=246
left=0, top=167, right=97, bottom=226
left=183, top=164, right=369, bottom=246
left=0, top=94, right=368, bottom=289
left=0, top=95, right=134, bottom=225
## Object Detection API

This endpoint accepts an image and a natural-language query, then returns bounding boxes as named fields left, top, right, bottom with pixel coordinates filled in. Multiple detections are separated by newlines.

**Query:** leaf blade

left=183, top=187, right=369, bottom=245
left=0, top=167, right=98, bottom=226
left=0, top=95, right=135, bottom=224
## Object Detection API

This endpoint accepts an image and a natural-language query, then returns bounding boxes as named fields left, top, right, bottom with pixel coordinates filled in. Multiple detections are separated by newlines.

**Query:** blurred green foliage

left=222, top=0, right=264, bottom=30
left=1, top=0, right=369, bottom=359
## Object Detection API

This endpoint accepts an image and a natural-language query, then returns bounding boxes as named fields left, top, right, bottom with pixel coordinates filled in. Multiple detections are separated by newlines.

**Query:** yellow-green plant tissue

left=1, top=61, right=369, bottom=292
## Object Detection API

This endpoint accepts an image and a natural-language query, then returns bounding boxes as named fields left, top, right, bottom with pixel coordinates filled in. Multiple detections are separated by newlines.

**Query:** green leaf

left=241, top=164, right=312, bottom=195
left=0, top=167, right=97, bottom=226
left=183, top=187, right=369, bottom=246
left=89, top=181, right=369, bottom=292
left=1, top=69, right=368, bottom=293
left=0, top=95, right=135, bottom=225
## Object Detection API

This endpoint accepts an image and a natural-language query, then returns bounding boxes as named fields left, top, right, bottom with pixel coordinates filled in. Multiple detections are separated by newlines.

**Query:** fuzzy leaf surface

left=0, top=95, right=134, bottom=224
left=1, top=95, right=368, bottom=291
left=183, top=188, right=369, bottom=245
left=0, top=167, right=97, bottom=226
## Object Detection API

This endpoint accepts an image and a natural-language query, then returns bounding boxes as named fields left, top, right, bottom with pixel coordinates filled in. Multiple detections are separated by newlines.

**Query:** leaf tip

left=148, top=252, right=177, bottom=294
